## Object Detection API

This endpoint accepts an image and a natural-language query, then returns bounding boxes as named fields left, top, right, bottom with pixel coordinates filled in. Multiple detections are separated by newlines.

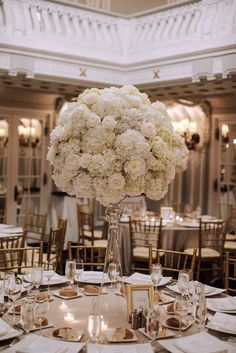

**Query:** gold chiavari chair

left=129, top=217, right=163, bottom=273
left=225, top=252, right=236, bottom=295
left=0, top=241, right=43, bottom=274
left=184, top=218, right=227, bottom=282
left=46, top=226, right=65, bottom=274
left=0, top=232, right=26, bottom=250
left=77, top=204, right=107, bottom=247
left=23, top=212, right=47, bottom=244
left=68, top=241, right=106, bottom=271
left=149, top=245, right=197, bottom=279
left=224, top=205, right=236, bottom=255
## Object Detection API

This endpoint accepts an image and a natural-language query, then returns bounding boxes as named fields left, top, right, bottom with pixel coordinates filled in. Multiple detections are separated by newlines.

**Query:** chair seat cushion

left=133, top=247, right=163, bottom=260
left=83, top=230, right=103, bottom=239
left=226, top=233, right=236, bottom=241
left=224, top=241, right=236, bottom=250
left=184, top=247, right=220, bottom=257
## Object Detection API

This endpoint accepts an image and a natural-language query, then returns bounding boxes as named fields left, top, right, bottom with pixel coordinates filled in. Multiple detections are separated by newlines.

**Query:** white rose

left=86, top=113, right=101, bottom=128
left=124, top=158, right=146, bottom=179
left=102, top=116, right=117, bottom=130
left=141, top=122, right=156, bottom=138
left=108, top=173, right=125, bottom=190
left=65, top=154, right=80, bottom=171
left=80, top=153, right=92, bottom=169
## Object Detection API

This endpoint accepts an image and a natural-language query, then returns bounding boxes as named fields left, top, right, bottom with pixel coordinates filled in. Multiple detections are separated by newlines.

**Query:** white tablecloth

left=51, top=195, right=88, bottom=249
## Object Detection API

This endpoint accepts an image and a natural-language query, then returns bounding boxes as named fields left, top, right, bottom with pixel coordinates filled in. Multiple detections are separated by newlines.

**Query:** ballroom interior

left=0, top=0, right=236, bottom=257
left=0, top=1, right=235, bottom=352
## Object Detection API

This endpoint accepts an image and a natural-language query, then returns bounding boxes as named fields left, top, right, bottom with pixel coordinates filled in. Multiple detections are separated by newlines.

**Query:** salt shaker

left=131, top=309, right=139, bottom=329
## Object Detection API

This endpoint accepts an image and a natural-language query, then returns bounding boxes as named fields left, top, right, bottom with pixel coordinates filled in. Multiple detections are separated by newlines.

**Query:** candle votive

left=59, top=300, right=68, bottom=310
left=64, top=310, right=75, bottom=322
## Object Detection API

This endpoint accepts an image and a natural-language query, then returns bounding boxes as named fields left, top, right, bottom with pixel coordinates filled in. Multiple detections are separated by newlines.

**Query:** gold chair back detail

left=24, top=212, right=47, bottom=243
left=225, top=252, right=236, bottom=295
left=68, top=241, right=106, bottom=271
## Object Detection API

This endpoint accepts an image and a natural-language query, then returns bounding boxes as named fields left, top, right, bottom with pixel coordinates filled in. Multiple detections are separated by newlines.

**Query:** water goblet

left=146, top=305, right=161, bottom=341
left=34, top=300, right=49, bottom=335
left=151, top=264, right=162, bottom=300
left=174, top=299, right=189, bottom=337
left=3, top=272, right=15, bottom=307
left=75, top=259, right=84, bottom=292
left=87, top=313, right=101, bottom=343
left=107, top=262, right=119, bottom=290
left=43, top=268, right=55, bottom=297
left=7, top=277, right=22, bottom=321
left=65, top=260, right=76, bottom=286
left=22, top=271, right=34, bottom=298
left=20, top=298, right=35, bottom=334
left=31, top=265, right=43, bottom=295
left=177, top=270, right=191, bottom=298
left=191, top=281, right=207, bottom=331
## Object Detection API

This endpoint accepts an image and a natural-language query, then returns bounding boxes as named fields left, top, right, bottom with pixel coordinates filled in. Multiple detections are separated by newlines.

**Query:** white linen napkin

left=16, top=346, right=67, bottom=353
left=207, top=312, right=236, bottom=334
left=87, top=343, right=154, bottom=353
left=174, top=332, right=228, bottom=353
left=125, top=272, right=172, bottom=286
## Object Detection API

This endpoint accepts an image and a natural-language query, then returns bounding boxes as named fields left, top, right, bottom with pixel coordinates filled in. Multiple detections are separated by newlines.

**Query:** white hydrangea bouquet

left=47, top=85, right=184, bottom=206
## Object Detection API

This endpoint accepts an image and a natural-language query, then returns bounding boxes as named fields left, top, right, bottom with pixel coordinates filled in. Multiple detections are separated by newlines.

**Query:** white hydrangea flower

left=175, top=144, right=189, bottom=173
left=47, top=85, right=184, bottom=206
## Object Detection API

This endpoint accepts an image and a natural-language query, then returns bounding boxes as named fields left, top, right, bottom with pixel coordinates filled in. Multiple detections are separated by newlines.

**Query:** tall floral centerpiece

left=47, top=85, right=183, bottom=285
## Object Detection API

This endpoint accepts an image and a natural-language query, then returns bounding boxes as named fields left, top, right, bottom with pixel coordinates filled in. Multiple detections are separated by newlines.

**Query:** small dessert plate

left=138, top=327, right=175, bottom=339
left=105, top=328, right=138, bottom=343
left=52, top=290, right=82, bottom=300
left=52, top=327, right=83, bottom=342
left=163, top=317, right=194, bottom=331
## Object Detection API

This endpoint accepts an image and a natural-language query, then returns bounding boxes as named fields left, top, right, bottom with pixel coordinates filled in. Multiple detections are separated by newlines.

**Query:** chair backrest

left=149, top=245, right=197, bottom=279
left=199, top=218, right=227, bottom=258
left=0, top=241, right=43, bottom=273
left=68, top=241, right=106, bottom=271
left=0, top=208, right=7, bottom=224
left=0, top=233, right=26, bottom=250
left=77, top=204, right=95, bottom=245
left=47, top=226, right=65, bottom=274
left=227, top=205, right=236, bottom=233
left=24, top=212, right=47, bottom=243
left=58, top=218, right=67, bottom=249
left=129, top=217, right=163, bottom=250
left=225, top=252, right=236, bottom=295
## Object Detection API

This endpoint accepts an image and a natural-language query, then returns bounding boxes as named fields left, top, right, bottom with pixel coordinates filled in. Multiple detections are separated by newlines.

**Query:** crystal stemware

left=31, top=265, right=43, bottom=295
left=22, top=271, right=34, bottom=298
left=146, top=305, right=161, bottom=341
left=65, top=260, right=76, bottom=286
left=3, top=272, right=15, bottom=307
left=174, top=299, right=189, bottom=337
left=34, top=300, right=49, bottom=335
left=177, top=270, right=191, bottom=298
left=75, top=259, right=84, bottom=292
left=107, top=262, right=119, bottom=290
left=151, top=263, right=163, bottom=300
left=8, top=277, right=22, bottom=321
left=87, top=313, right=101, bottom=343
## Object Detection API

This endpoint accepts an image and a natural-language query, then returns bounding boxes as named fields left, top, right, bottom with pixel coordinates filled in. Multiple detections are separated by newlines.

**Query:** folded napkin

left=87, top=343, right=154, bottom=353
left=207, top=312, right=236, bottom=334
left=175, top=332, right=228, bottom=353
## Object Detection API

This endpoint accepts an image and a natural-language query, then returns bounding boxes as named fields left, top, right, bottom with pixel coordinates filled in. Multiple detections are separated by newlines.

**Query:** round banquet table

left=1, top=281, right=235, bottom=353
left=119, top=221, right=199, bottom=276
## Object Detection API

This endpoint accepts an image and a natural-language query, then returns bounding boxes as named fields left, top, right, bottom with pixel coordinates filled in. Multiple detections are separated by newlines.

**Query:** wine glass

left=177, top=270, right=191, bottom=298
left=151, top=264, right=162, bottom=299
left=34, top=300, right=49, bottom=335
left=20, top=298, right=35, bottom=334
left=146, top=305, right=161, bottom=341
left=43, top=266, right=55, bottom=297
left=22, top=271, right=34, bottom=298
left=107, top=262, right=119, bottom=289
left=87, top=313, right=101, bottom=343
left=75, top=259, right=84, bottom=292
left=31, top=265, right=43, bottom=295
left=65, top=260, right=76, bottom=286
left=191, top=281, right=207, bottom=331
left=3, top=272, right=15, bottom=307
left=174, top=299, right=189, bottom=337
left=8, top=277, right=22, bottom=321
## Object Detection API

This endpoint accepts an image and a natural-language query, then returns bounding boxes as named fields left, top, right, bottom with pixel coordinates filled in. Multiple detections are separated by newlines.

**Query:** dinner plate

left=206, top=297, right=236, bottom=313
left=138, top=327, right=175, bottom=340
left=52, top=327, right=83, bottom=342
left=206, top=312, right=236, bottom=335
left=105, top=328, right=138, bottom=343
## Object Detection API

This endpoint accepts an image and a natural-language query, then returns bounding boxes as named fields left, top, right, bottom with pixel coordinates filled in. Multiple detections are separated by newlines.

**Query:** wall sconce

left=0, top=120, right=8, bottom=148
left=18, top=119, right=41, bottom=148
